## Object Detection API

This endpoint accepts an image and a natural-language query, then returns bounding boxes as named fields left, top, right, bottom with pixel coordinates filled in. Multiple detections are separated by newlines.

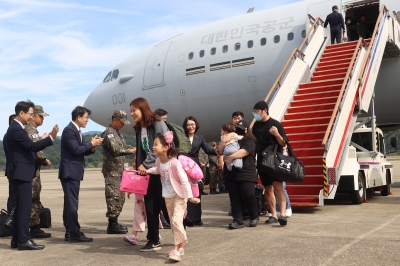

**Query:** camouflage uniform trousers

left=209, top=165, right=224, bottom=190
left=30, top=176, right=42, bottom=227
left=105, top=176, right=126, bottom=218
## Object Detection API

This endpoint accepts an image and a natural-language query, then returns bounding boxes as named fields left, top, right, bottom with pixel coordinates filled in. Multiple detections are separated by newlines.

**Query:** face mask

left=253, top=112, right=262, bottom=121
left=235, top=128, right=246, bottom=136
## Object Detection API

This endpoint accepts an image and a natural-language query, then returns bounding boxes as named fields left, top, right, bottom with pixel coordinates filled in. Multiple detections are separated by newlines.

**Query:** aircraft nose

left=84, top=83, right=110, bottom=126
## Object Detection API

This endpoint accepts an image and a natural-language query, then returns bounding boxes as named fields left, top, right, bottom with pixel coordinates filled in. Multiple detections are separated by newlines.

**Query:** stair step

left=284, top=109, right=334, bottom=119
left=287, top=102, right=335, bottom=113
left=313, top=68, right=348, bottom=77
left=321, top=52, right=354, bottom=61
left=297, top=84, right=342, bottom=94
left=297, top=156, right=323, bottom=165
left=284, top=123, right=329, bottom=134
left=290, top=139, right=324, bottom=149
left=282, top=116, right=331, bottom=127
left=302, top=165, right=324, bottom=175
left=289, top=197, right=319, bottom=203
left=290, top=96, right=338, bottom=107
left=290, top=202, right=319, bottom=207
left=286, top=131, right=326, bottom=141
left=289, top=195, right=320, bottom=199
left=293, top=90, right=340, bottom=101
left=325, top=42, right=358, bottom=51
left=316, top=62, right=351, bottom=72
left=295, top=147, right=325, bottom=157
left=299, top=78, right=344, bottom=89
left=286, top=185, right=322, bottom=195
left=323, top=48, right=356, bottom=56
left=318, top=58, right=351, bottom=68
left=311, top=72, right=347, bottom=82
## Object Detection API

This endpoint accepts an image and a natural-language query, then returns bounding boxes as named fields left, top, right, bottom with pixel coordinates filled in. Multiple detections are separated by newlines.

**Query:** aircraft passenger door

left=143, top=42, right=172, bottom=89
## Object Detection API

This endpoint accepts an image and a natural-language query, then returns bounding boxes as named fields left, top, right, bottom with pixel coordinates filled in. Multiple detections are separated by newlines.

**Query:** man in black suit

left=324, top=5, right=347, bottom=44
left=5, top=100, right=58, bottom=250
left=59, top=106, right=103, bottom=242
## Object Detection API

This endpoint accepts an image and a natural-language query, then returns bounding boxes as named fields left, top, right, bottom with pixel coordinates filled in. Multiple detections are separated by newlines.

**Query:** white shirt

left=72, top=121, right=82, bottom=142
left=159, top=161, right=177, bottom=198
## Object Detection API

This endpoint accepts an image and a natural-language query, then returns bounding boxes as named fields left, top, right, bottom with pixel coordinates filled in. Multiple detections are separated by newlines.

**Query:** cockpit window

left=111, top=69, right=119, bottom=81
left=103, top=71, right=112, bottom=83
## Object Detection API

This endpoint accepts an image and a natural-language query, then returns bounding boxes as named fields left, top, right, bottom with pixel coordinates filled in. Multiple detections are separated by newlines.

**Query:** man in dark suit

left=5, top=100, right=58, bottom=250
left=4, top=114, right=16, bottom=215
left=324, top=5, right=347, bottom=44
left=59, top=106, right=103, bottom=242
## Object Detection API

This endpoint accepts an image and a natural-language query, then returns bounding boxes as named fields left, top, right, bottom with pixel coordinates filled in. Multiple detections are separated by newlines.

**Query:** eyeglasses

left=186, top=123, right=196, bottom=127
left=27, top=113, right=34, bottom=117
left=81, top=116, right=89, bottom=120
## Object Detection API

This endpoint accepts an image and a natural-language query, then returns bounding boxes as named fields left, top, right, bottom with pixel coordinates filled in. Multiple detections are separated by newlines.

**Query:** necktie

left=79, top=130, right=83, bottom=143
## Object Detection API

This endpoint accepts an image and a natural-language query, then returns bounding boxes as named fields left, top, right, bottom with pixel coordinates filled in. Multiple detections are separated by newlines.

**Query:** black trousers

left=160, top=198, right=170, bottom=225
left=226, top=180, right=258, bottom=224
left=61, top=179, right=81, bottom=237
left=144, top=174, right=162, bottom=243
left=7, top=179, right=16, bottom=214
left=187, top=183, right=202, bottom=222
left=331, top=27, right=342, bottom=44
left=11, top=179, right=32, bottom=244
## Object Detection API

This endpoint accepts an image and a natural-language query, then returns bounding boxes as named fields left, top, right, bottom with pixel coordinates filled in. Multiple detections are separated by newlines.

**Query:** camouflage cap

left=113, top=109, right=130, bottom=125
left=33, top=105, right=49, bottom=117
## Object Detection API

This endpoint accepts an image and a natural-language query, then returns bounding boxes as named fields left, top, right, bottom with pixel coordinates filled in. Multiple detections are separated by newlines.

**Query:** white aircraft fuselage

left=84, top=0, right=400, bottom=141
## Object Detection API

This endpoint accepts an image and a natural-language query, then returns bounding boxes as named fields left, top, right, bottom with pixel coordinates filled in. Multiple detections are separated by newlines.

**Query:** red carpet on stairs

left=282, top=41, right=359, bottom=207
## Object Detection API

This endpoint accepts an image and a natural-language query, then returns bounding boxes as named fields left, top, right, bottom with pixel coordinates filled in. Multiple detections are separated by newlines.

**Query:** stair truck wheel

left=381, top=170, right=391, bottom=196
left=350, top=171, right=366, bottom=204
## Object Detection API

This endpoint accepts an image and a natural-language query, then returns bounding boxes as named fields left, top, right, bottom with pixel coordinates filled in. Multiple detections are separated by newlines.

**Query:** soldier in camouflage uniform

left=208, top=142, right=226, bottom=194
left=198, top=147, right=209, bottom=195
left=101, top=110, right=136, bottom=234
left=26, top=105, right=52, bottom=238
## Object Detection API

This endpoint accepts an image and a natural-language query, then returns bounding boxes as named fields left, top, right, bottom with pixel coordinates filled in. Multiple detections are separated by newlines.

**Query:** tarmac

left=0, top=161, right=399, bottom=266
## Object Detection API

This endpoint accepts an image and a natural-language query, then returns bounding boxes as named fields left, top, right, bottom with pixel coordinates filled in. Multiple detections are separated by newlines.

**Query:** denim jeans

left=276, top=182, right=291, bottom=211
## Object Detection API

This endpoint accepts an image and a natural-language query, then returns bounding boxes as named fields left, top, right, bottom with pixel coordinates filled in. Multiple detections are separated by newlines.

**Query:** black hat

left=236, top=119, right=250, bottom=130
left=253, top=101, right=268, bottom=111
left=332, top=5, right=338, bottom=11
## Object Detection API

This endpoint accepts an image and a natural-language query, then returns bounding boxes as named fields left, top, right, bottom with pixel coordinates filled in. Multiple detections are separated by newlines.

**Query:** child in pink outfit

left=146, top=131, right=200, bottom=262
left=123, top=193, right=163, bottom=245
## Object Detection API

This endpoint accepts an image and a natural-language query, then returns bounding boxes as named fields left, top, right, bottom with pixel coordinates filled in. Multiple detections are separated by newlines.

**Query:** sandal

left=169, top=250, right=181, bottom=262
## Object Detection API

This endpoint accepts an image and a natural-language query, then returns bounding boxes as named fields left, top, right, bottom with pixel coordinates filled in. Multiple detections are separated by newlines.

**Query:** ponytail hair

left=156, top=133, right=179, bottom=158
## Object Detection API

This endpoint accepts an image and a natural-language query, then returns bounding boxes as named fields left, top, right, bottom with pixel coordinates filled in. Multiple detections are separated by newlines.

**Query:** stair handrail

left=393, top=11, right=400, bottom=24
left=299, top=17, right=325, bottom=51
left=263, top=16, right=324, bottom=105
left=356, top=5, right=388, bottom=97
left=321, top=37, right=365, bottom=148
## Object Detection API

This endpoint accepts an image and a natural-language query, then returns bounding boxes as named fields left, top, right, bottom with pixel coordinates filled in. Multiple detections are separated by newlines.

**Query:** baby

left=221, top=123, right=243, bottom=171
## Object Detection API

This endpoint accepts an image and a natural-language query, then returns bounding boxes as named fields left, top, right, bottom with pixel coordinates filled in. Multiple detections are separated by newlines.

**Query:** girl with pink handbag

left=146, top=131, right=200, bottom=262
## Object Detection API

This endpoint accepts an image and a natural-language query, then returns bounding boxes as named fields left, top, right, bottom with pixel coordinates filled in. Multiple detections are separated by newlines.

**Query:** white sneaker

left=286, top=208, right=292, bottom=217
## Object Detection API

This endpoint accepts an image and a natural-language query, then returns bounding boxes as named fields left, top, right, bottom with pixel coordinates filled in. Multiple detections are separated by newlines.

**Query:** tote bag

left=120, top=170, right=150, bottom=195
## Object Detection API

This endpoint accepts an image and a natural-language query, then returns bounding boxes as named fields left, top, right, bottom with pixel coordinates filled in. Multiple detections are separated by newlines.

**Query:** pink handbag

left=120, top=170, right=150, bottom=195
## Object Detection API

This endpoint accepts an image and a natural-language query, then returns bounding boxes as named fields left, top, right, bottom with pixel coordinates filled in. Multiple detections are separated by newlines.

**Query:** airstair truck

left=263, top=4, right=399, bottom=207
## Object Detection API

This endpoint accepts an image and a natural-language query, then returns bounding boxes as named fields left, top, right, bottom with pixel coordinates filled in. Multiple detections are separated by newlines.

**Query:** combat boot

left=210, top=188, right=217, bottom=195
left=30, top=225, right=51, bottom=238
left=107, top=217, right=128, bottom=234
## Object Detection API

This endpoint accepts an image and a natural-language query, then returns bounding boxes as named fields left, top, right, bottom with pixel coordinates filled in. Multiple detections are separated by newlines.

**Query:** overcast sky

left=0, top=0, right=300, bottom=137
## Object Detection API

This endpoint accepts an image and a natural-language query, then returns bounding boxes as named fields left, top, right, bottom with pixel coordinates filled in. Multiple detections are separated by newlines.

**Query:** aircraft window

left=211, top=47, right=216, bottom=55
left=222, top=45, right=228, bottom=53
left=248, top=40, right=253, bottom=48
left=111, top=69, right=119, bottom=81
left=235, top=43, right=241, bottom=51
left=189, top=52, right=194, bottom=60
left=301, top=30, right=306, bottom=38
left=288, top=32, right=294, bottom=41
left=260, top=38, right=266, bottom=46
left=274, top=35, right=280, bottom=43
left=103, top=71, right=112, bottom=83
left=199, top=50, right=205, bottom=58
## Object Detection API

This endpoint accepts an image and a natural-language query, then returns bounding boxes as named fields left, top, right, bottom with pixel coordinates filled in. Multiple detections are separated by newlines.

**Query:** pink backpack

left=156, top=157, right=199, bottom=198
left=176, top=155, right=203, bottom=181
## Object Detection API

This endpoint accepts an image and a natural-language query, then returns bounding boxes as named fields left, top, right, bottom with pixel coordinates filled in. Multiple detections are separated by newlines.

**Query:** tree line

left=0, top=133, right=136, bottom=171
